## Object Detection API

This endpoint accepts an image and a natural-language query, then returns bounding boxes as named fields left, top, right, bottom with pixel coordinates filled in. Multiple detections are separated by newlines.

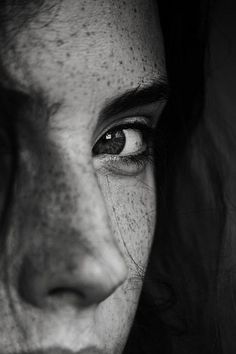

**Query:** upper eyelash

left=93, top=117, right=152, bottom=145
left=92, top=120, right=152, bottom=154
left=106, top=121, right=151, bottom=136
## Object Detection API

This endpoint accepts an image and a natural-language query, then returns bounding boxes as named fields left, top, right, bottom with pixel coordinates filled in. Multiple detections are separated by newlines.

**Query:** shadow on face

left=0, top=0, right=167, bottom=353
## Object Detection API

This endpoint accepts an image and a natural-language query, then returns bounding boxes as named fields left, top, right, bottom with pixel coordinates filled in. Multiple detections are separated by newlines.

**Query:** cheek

left=98, top=166, right=156, bottom=275
left=96, top=167, right=156, bottom=351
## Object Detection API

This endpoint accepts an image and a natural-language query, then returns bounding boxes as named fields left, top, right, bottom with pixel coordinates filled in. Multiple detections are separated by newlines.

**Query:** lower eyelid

left=93, top=150, right=153, bottom=177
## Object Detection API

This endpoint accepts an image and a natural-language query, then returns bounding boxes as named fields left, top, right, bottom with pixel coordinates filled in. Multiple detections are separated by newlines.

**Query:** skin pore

left=0, top=1, right=166, bottom=353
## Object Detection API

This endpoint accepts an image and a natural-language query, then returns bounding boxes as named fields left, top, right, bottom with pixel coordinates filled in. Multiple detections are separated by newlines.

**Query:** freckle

left=134, top=8, right=137, bottom=13
left=56, top=39, right=64, bottom=46
left=86, top=32, right=91, bottom=36
left=57, top=60, right=63, bottom=66
left=119, top=60, right=123, bottom=65
left=70, top=71, right=75, bottom=78
left=66, top=52, right=71, bottom=58
left=82, top=23, right=87, bottom=28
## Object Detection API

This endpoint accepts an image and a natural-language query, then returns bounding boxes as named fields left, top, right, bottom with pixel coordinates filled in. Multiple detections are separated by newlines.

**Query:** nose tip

left=19, top=248, right=127, bottom=308
left=47, top=253, right=127, bottom=307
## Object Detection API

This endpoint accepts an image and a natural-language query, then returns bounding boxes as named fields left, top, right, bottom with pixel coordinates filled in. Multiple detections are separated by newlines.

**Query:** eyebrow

left=99, top=77, right=169, bottom=120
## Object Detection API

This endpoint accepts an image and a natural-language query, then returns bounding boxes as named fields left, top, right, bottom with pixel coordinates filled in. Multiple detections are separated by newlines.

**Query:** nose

left=18, top=150, right=127, bottom=309
left=19, top=241, right=127, bottom=308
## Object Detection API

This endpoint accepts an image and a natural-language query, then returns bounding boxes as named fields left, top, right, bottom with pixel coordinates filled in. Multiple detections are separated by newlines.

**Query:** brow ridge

left=100, top=77, right=169, bottom=120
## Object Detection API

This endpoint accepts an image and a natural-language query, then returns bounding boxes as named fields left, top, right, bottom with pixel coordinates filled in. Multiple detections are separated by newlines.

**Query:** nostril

left=47, top=280, right=111, bottom=307
left=49, top=287, right=75, bottom=296
left=48, top=287, right=87, bottom=306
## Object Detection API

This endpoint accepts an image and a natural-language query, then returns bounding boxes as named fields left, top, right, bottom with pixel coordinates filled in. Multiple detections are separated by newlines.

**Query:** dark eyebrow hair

left=99, top=77, right=169, bottom=119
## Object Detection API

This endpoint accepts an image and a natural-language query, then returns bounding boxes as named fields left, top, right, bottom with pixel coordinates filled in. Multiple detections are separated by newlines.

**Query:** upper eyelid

left=93, top=116, right=151, bottom=146
left=93, top=98, right=167, bottom=146
left=98, top=79, right=169, bottom=121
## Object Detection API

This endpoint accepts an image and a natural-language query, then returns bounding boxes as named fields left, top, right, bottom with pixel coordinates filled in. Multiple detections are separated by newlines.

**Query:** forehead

left=1, top=0, right=165, bottom=112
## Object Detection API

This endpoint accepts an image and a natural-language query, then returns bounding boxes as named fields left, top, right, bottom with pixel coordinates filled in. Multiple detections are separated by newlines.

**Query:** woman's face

left=0, top=1, right=166, bottom=353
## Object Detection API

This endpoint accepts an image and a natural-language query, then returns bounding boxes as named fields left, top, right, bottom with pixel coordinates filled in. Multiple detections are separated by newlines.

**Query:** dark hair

left=0, top=1, right=221, bottom=354
left=124, top=1, right=218, bottom=353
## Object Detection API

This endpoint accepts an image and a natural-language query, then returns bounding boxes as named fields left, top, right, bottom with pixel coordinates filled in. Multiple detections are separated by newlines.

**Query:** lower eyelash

left=102, top=148, right=154, bottom=176
left=118, top=149, right=153, bottom=167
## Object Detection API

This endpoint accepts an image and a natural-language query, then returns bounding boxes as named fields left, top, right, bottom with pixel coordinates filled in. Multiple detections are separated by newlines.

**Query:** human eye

left=92, top=118, right=153, bottom=176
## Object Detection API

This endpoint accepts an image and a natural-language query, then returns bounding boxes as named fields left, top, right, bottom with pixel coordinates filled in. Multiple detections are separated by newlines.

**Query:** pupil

left=93, top=129, right=126, bottom=155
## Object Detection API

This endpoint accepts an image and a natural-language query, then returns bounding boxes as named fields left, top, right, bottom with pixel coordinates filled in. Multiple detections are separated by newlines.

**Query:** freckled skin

left=0, top=1, right=165, bottom=353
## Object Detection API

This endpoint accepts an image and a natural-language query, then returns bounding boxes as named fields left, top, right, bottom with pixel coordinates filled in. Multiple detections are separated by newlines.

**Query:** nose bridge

left=18, top=144, right=127, bottom=308
left=45, top=148, right=118, bottom=262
